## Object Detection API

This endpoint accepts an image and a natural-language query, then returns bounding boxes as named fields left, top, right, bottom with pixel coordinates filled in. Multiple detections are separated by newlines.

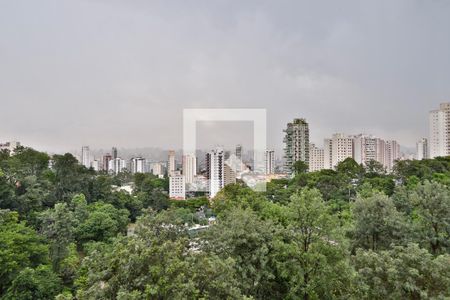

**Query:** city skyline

left=2, top=1, right=450, bottom=152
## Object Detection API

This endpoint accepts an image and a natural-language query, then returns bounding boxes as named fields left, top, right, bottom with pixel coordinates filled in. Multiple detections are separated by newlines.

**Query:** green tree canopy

left=0, top=210, right=49, bottom=295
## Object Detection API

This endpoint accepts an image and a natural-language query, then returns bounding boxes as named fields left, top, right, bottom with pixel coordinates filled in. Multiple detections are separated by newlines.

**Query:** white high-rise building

left=206, top=148, right=224, bottom=198
left=309, top=144, right=324, bottom=172
left=283, top=118, right=310, bottom=173
left=429, top=103, right=450, bottom=158
left=323, top=133, right=400, bottom=172
left=353, top=135, right=385, bottom=166
left=353, top=134, right=400, bottom=171
left=384, top=140, right=400, bottom=172
left=416, top=138, right=429, bottom=160
left=324, top=139, right=333, bottom=169
left=182, top=154, right=197, bottom=184
left=108, top=158, right=126, bottom=175
left=265, top=150, right=275, bottom=175
left=150, top=162, right=164, bottom=177
left=168, top=150, right=176, bottom=175
left=91, top=160, right=100, bottom=171
left=324, top=133, right=353, bottom=169
left=169, top=171, right=185, bottom=200
left=131, top=157, right=146, bottom=174
left=81, top=146, right=91, bottom=168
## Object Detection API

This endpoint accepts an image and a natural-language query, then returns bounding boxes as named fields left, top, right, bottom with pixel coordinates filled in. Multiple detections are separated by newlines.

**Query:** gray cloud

left=1, top=0, right=449, bottom=153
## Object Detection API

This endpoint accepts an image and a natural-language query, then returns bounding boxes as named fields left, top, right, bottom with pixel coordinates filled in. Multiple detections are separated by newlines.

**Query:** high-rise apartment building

left=102, top=154, right=112, bottom=171
left=309, top=144, right=324, bottom=172
left=150, top=162, right=164, bottom=177
left=416, top=138, right=429, bottom=160
left=168, top=150, right=176, bottom=176
left=169, top=171, right=185, bottom=200
left=324, top=133, right=400, bottom=171
left=108, top=158, right=126, bottom=175
left=91, top=160, right=100, bottom=171
left=265, top=149, right=275, bottom=174
left=112, top=147, right=118, bottom=159
left=324, top=133, right=353, bottom=169
left=224, top=164, right=237, bottom=186
left=283, top=118, right=310, bottom=173
left=81, top=146, right=91, bottom=168
left=429, top=103, right=450, bottom=158
left=206, top=148, right=224, bottom=198
left=384, top=140, right=400, bottom=172
left=353, top=135, right=385, bottom=166
left=182, top=154, right=197, bottom=184
left=235, top=144, right=242, bottom=160
left=131, top=157, right=146, bottom=174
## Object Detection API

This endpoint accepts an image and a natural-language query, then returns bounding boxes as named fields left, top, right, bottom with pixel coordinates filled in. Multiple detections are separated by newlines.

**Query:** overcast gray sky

left=1, top=0, right=449, bottom=153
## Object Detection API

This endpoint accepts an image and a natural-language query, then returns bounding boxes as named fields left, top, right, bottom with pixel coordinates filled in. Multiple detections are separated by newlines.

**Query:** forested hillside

left=1, top=147, right=449, bottom=299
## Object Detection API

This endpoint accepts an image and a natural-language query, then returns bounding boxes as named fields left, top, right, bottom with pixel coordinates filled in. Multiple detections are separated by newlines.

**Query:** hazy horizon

left=1, top=0, right=449, bottom=153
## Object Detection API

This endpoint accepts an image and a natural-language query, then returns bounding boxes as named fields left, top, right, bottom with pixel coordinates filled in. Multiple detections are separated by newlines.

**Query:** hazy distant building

left=182, top=154, right=197, bottom=184
left=235, top=144, right=242, bottom=160
left=81, top=146, right=91, bottom=168
left=131, top=157, right=146, bottom=174
left=224, top=164, right=237, bottom=186
left=91, top=160, right=100, bottom=171
left=399, top=152, right=415, bottom=161
left=188, top=175, right=209, bottom=192
left=168, top=150, right=176, bottom=175
left=429, top=103, right=450, bottom=158
left=169, top=171, right=185, bottom=200
left=283, top=118, right=310, bottom=173
left=112, top=147, right=118, bottom=159
left=416, top=138, right=429, bottom=160
left=265, top=150, right=275, bottom=174
left=0, top=141, right=20, bottom=154
left=102, top=154, right=112, bottom=171
left=108, top=158, right=126, bottom=175
left=225, top=154, right=248, bottom=174
left=150, top=162, right=164, bottom=177
left=324, top=133, right=353, bottom=169
left=309, top=144, right=324, bottom=172
left=206, top=148, right=224, bottom=198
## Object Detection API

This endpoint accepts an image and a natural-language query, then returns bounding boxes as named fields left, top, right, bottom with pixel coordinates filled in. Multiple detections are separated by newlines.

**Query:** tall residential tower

left=416, top=138, right=429, bottom=160
left=81, top=146, right=91, bottom=168
left=265, top=149, right=275, bottom=175
left=206, top=148, right=224, bottom=198
left=429, top=103, right=450, bottom=158
left=182, top=154, right=197, bottom=184
left=167, top=150, right=176, bottom=175
left=283, top=118, right=309, bottom=173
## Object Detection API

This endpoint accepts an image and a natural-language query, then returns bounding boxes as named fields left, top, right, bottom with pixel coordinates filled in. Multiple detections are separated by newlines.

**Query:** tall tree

left=3, top=265, right=62, bottom=300
left=75, top=202, right=129, bottom=244
left=354, top=244, right=450, bottom=299
left=411, top=181, right=450, bottom=254
left=0, top=210, right=48, bottom=295
left=39, top=203, right=76, bottom=273
left=76, top=209, right=242, bottom=299
left=203, top=208, right=282, bottom=298
left=351, top=192, right=408, bottom=251
left=275, top=189, right=356, bottom=300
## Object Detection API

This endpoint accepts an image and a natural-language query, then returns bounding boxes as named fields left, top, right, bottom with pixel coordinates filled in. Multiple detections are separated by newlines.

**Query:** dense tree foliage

left=0, top=148, right=450, bottom=299
left=0, top=210, right=49, bottom=295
